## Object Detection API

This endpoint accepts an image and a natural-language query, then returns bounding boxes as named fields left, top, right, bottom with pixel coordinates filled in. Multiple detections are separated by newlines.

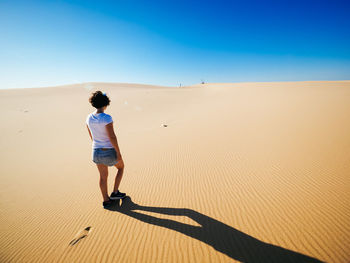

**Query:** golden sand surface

left=0, top=81, right=349, bottom=262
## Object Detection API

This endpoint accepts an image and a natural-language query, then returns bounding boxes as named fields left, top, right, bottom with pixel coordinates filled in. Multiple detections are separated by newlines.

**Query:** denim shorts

left=92, top=148, right=118, bottom=166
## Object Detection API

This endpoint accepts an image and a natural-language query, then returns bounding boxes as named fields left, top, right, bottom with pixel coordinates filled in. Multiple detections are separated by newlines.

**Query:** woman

left=86, top=91, right=126, bottom=208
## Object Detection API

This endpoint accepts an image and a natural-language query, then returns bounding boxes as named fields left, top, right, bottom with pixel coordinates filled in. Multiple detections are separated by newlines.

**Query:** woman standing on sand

left=86, top=91, right=126, bottom=208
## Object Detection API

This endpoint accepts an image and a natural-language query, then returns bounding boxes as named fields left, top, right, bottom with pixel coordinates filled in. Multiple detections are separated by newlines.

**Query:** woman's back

left=86, top=112, right=114, bottom=149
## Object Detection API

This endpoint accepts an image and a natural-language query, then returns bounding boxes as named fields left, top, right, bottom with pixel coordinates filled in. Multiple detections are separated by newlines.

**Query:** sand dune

left=0, top=81, right=349, bottom=262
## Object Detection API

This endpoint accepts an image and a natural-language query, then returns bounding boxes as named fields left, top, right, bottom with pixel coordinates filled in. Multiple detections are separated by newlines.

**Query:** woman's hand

left=116, top=156, right=124, bottom=169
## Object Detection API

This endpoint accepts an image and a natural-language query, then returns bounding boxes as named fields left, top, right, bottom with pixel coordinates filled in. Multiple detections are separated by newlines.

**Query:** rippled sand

left=0, top=81, right=349, bottom=262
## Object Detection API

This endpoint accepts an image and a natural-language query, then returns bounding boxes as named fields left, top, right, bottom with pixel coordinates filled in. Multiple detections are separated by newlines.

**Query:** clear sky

left=1, top=0, right=350, bottom=89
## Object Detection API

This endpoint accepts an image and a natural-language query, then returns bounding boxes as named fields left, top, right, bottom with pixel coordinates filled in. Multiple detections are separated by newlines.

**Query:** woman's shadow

left=106, top=197, right=322, bottom=262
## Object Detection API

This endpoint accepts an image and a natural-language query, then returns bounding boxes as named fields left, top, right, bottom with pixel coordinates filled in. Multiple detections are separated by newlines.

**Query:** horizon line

left=1, top=79, right=350, bottom=91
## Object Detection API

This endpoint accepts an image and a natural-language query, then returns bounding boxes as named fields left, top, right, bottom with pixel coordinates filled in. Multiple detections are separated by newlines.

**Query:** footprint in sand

left=69, top=226, right=92, bottom=246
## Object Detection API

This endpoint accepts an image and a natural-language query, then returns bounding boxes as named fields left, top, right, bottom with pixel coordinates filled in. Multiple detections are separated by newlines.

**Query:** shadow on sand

left=106, top=197, right=322, bottom=262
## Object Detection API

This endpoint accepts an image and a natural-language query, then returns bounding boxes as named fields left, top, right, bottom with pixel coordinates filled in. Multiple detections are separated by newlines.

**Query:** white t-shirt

left=86, top=112, right=114, bottom=149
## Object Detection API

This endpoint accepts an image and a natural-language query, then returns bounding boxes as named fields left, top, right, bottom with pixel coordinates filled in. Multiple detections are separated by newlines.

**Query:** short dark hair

left=89, top=91, right=111, bottom=108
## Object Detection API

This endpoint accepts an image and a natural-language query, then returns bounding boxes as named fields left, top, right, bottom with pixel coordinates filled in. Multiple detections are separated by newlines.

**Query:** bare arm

left=105, top=122, right=122, bottom=160
left=86, top=125, right=92, bottom=140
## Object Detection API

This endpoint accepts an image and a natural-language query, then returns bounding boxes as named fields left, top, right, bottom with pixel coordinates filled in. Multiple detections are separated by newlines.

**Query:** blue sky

left=0, top=0, right=349, bottom=88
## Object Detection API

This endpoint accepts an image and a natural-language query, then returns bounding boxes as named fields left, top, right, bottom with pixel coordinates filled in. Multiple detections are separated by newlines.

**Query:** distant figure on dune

left=86, top=91, right=126, bottom=208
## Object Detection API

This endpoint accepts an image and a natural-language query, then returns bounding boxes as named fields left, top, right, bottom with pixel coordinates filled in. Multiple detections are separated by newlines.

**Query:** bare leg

left=113, top=163, right=124, bottom=193
left=97, top=164, right=109, bottom=201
